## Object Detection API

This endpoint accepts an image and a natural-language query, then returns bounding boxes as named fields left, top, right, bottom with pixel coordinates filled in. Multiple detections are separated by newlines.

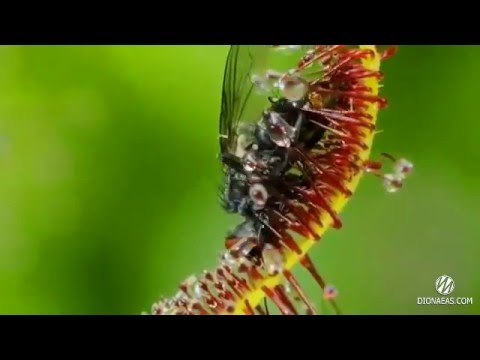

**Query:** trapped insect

left=219, top=46, right=341, bottom=269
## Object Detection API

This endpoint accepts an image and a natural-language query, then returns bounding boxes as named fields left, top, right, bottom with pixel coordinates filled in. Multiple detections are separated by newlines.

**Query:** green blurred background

left=0, top=45, right=477, bottom=314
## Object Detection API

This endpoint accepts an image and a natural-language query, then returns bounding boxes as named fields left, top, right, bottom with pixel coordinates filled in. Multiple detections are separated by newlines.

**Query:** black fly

left=218, top=45, right=326, bottom=264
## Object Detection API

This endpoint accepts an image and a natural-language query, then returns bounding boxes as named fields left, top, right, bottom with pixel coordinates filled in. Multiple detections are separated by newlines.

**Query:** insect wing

left=218, top=45, right=271, bottom=156
left=218, top=45, right=318, bottom=156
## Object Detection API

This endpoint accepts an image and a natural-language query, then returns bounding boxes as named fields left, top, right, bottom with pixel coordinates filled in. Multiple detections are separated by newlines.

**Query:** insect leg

left=221, top=153, right=247, bottom=175
left=292, top=111, right=305, bottom=144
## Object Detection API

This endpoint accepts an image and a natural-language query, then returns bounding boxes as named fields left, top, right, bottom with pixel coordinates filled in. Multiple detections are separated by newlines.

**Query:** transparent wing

left=218, top=45, right=317, bottom=155
left=218, top=45, right=271, bottom=155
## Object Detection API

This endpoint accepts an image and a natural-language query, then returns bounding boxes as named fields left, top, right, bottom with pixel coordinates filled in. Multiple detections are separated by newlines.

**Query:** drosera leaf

left=150, top=45, right=412, bottom=315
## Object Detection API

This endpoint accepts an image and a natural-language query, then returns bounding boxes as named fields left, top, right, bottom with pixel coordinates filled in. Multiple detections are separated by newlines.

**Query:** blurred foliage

left=0, top=45, right=478, bottom=314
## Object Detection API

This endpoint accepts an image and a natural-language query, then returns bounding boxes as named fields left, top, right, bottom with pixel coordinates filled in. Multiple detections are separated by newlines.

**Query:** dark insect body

left=218, top=46, right=328, bottom=267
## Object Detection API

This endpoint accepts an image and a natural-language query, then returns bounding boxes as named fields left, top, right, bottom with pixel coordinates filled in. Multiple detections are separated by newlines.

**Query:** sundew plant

left=149, top=45, right=412, bottom=315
